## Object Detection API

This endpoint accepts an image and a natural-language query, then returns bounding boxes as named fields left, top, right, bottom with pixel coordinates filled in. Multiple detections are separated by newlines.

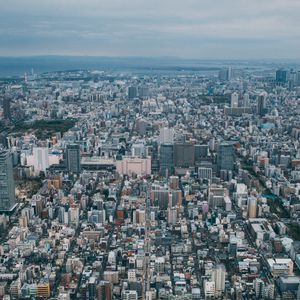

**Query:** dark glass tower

left=217, top=143, right=235, bottom=171
left=66, top=144, right=81, bottom=173
left=159, top=144, right=174, bottom=177
left=0, top=149, right=16, bottom=212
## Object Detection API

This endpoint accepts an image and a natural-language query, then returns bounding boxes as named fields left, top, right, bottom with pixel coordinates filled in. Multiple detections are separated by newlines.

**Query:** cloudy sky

left=1, top=0, right=299, bottom=59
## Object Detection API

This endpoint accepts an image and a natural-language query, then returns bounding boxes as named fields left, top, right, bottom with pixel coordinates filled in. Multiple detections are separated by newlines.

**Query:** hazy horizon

left=1, top=0, right=300, bottom=59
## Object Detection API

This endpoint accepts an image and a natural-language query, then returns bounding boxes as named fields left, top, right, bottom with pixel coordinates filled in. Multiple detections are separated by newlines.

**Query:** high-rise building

left=33, top=147, right=49, bottom=174
left=66, top=144, right=81, bottom=173
left=217, top=143, right=235, bottom=171
left=195, top=144, right=208, bottom=162
left=248, top=196, right=257, bottom=218
left=231, top=92, right=239, bottom=108
left=257, top=93, right=267, bottom=117
left=174, top=142, right=195, bottom=168
left=213, top=264, right=226, bottom=295
left=159, top=127, right=174, bottom=144
left=276, top=69, right=288, bottom=83
left=0, top=149, right=16, bottom=212
left=138, top=86, right=149, bottom=98
left=218, top=67, right=232, bottom=81
left=159, top=144, right=174, bottom=177
left=243, top=93, right=250, bottom=107
left=128, top=86, right=138, bottom=100
left=3, top=98, right=11, bottom=120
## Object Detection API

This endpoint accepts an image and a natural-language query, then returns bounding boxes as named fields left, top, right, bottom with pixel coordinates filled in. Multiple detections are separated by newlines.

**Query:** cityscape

left=1, top=1, right=300, bottom=300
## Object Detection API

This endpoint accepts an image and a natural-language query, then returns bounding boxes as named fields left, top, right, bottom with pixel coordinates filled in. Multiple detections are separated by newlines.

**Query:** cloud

left=0, top=0, right=299, bottom=58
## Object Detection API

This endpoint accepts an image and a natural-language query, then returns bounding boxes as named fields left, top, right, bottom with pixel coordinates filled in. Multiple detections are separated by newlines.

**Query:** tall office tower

left=228, top=241, right=237, bottom=258
left=231, top=92, right=239, bottom=108
left=0, top=149, right=16, bottom=212
left=254, top=279, right=265, bottom=298
left=217, top=143, right=235, bottom=171
left=159, top=127, right=174, bottom=144
left=296, top=71, right=300, bottom=87
left=243, top=93, right=250, bottom=107
left=247, top=196, right=257, bottom=218
left=159, top=144, right=174, bottom=177
left=33, top=147, right=49, bottom=174
left=3, top=98, right=11, bottom=120
left=66, top=144, right=81, bottom=173
left=195, top=144, right=208, bottom=162
left=213, top=264, right=226, bottom=295
left=128, top=86, right=138, bottom=100
left=218, top=67, right=231, bottom=81
left=167, top=207, right=177, bottom=225
left=257, top=93, right=267, bottom=117
left=174, top=142, right=195, bottom=168
left=138, top=86, right=149, bottom=98
left=276, top=69, right=288, bottom=83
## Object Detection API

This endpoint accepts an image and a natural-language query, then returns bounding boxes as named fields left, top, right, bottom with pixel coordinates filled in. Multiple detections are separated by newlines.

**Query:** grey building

left=217, top=143, right=235, bottom=172
left=128, top=86, right=138, bottom=100
left=0, top=149, right=16, bottom=212
left=3, top=98, right=11, bottom=121
left=257, top=93, right=267, bottom=117
left=66, top=144, right=81, bottom=173
left=174, top=142, right=195, bottom=168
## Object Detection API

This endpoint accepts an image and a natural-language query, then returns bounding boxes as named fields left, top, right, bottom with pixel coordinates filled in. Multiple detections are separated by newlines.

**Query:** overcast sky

left=1, top=0, right=299, bottom=59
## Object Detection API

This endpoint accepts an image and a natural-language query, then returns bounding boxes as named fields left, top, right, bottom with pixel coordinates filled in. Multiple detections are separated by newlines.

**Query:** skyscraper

left=217, top=143, right=235, bottom=171
left=33, top=147, right=49, bottom=175
left=276, top=69, right=288, bottom=83
left=174, top=142, right=195, bottom=168
left=66, top=144, right=81, bottom=173
left=218, top=67, right=232, bottom=81
left=159, top=144, right=174, bottom=177
left=3, top=98, right=11, bottom=121
left=231, top=92, right=239, bottom=108
left=243, top=93, right=250, bottom=107
left=257, top=93, right=267, bottom=117
left=0, top=149, right=16, bottom=212
left=159, top=127, right=174, bottom=144
left=128, top=86, right=138, bottom=100
left=213, top=264, right=226, bottom=295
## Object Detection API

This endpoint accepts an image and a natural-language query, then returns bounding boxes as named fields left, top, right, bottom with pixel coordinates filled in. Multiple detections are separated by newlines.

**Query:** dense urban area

left=1, top=64, right=300, bottom=300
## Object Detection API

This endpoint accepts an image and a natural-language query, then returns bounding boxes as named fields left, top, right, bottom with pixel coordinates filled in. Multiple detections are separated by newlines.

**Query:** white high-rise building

left=243, top=93, right=250, bottom=107
left=231, top=92, right=239, bottom=108
left=167, top=207, right=177, bottom=225
left=213, top=264, right=226, bottom=295
left=159, top=127, right=174, bottom=144
left=33, top=147, right=49, bottom=174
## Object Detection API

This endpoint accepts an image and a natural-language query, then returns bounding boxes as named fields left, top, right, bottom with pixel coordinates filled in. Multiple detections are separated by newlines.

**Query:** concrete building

left=116, top=156, right=151, bottom=176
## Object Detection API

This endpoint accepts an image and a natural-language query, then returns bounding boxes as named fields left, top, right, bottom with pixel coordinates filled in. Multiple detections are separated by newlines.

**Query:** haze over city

left=1, top=0, right=300, bottom=59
